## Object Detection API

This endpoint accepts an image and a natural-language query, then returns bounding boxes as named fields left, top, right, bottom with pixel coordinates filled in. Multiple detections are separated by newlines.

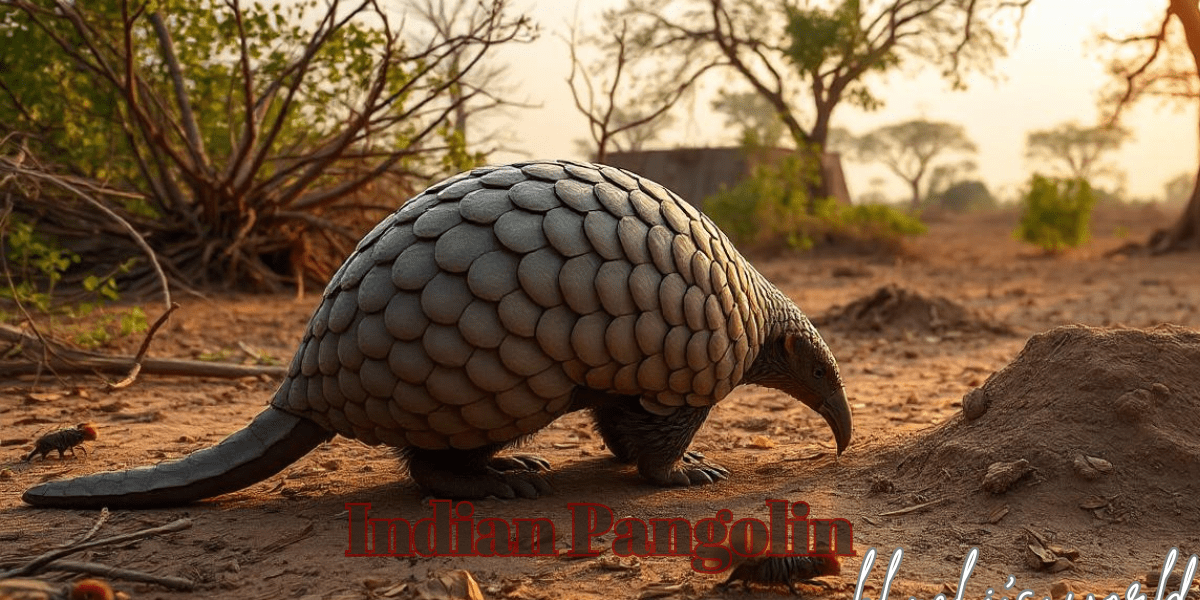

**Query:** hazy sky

left=482, top=0, right=1196, bottom=202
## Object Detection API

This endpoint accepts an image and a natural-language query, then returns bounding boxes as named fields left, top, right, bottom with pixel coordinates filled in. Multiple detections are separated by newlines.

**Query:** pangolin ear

left=783, top=333, right=800, bottom=355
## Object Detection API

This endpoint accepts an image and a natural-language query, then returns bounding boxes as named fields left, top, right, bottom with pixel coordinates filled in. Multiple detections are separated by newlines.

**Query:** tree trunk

left=1154, top=0, right=1200, bottom=251
left=1153, top=167, right=1200, bottom=252
left=909, top=179, right=921, bottom=211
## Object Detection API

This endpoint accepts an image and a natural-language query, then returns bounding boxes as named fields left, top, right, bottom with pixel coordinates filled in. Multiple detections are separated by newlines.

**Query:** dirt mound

left=881, top=324, right=1200, bottom=532
left=819, top=284, right=1012, bottom=335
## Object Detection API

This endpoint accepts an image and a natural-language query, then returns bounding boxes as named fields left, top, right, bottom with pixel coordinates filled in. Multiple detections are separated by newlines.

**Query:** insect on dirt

left=24, top=422, right=99, bottom=461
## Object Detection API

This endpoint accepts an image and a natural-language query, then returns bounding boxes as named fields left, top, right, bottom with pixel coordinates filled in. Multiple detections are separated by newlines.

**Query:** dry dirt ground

left=2, top=203, right=1199, bottom=600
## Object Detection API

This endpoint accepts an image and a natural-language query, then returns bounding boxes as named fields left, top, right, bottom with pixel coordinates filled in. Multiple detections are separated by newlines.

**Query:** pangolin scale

left=23, top=160, right=852, bottom=508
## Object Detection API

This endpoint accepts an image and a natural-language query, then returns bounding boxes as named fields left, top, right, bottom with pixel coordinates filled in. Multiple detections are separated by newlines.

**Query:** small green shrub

left=1, top=214, right=147, bottom=348
left=1015, top=175, right=1096, bottom=253
left=840, top=203, right=927, bottom=236
left=704, top=156, right=925, bottom=252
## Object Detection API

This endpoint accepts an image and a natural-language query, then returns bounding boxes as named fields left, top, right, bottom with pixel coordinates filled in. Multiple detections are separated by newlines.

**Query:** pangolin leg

left=403, top=443, right=552, bottom=499
left=590, top=399, right=729, bottom=486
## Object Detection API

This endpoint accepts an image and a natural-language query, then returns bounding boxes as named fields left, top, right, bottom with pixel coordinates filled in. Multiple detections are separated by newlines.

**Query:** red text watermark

left=345, top=499, right=854, bottom=573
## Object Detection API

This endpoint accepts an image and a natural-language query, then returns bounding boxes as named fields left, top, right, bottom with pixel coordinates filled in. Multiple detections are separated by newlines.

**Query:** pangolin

left=22, top=160, right=851, bottom=508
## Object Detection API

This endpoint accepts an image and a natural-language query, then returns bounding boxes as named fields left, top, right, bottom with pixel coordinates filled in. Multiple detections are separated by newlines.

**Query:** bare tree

left=1102, top=0, right=1200, bottom=252
left=614, top=0, right=1027, bottom=200
left=409, top=0, right=539, bottom=160
left=565, top=21, right=714, bottom=163
left=0, top=0, right=533, bottom=290
left=850, top=119, right=977, bottom=209
left=1024, top=122, right=1130, bottom=184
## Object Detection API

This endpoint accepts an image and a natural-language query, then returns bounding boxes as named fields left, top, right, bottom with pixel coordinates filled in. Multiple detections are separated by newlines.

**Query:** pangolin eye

left=814, top=366, right=826, bottom=379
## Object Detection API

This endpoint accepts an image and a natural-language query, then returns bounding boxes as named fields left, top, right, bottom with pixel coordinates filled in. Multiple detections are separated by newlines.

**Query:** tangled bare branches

left=0, top=0, right=534, bottom=290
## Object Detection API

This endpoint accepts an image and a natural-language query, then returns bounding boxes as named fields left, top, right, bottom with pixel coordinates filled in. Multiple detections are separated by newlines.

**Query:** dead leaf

left=597, top=556, right=641, bottom=571
left=1073, top=455, right=1113, bottom=480
left=1048, top=558, right=1075, bottom=573
left=379, top=582, right=409, bottom=598
left=638, top=582, right=686, bottom=599
left=1049, top=545, right=1081, bottom=561
left=1026, top=543, right=1055, bottom=569
left=746, top=435, right=776, bottom=449
left=24, top=392, right=62, bottom=404
left=987, top=505, right=1010, bottom=524
left=981, top=459, right=1033, bottom=494
left=412, top=570, right=484, bottom=600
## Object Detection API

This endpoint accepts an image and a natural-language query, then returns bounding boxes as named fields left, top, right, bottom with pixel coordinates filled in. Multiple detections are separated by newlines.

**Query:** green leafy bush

left=1, top=215, right=147, bottom=348
left=704, top=156, right=925, bottom=252
left=1015, top=175, right=1096, bottom=253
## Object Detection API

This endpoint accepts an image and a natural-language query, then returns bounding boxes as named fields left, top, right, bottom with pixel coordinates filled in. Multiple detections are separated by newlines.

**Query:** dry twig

left=0, top=518, right=193, bottom=579
left=105, top=302, right=179, bottom=390
left=29, top=559, right=195, bottom=591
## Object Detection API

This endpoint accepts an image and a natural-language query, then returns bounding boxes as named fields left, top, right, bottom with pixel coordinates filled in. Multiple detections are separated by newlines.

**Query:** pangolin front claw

left=489, top=454, right=551, bottom=472
left=640, top=453, right=729, bottom=487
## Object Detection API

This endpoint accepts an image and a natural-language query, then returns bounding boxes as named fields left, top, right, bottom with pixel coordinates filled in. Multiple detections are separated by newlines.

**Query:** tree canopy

left=610, top=0, right=1026, bottom=199
left=1024, top=122, right=1130, bottom=184
left=849, top=119, right=977, bottom=209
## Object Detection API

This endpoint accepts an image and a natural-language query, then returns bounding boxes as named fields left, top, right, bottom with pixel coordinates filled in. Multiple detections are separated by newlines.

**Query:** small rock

left=1073, top=455, right=1113, bottom=480
left=1150, top=383, right=1171, bottom=403
left=981, top=459, right=1033, bottom=494
left=1114, top=389, right=1154, bottom=423
left=1051, top=580, right=1077, bottom=600
left=962, top=388, right=990, bottom=420
left=1145, top=569, right=1187, bottom=589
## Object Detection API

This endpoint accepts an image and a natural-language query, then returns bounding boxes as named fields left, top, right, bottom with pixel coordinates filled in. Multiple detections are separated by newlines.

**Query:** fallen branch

left=0, top=323, right=287, bottom=379
left=32, top=559, right=195, bottom=591
left=0, top=517, right=193, bottom=579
